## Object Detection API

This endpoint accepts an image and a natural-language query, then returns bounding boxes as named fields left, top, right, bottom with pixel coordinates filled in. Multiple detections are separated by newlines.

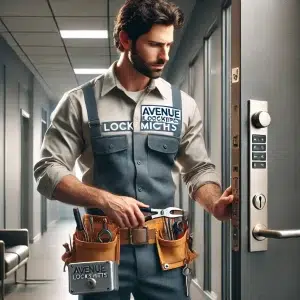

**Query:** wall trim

left=191, top=279, right=218, bottom=300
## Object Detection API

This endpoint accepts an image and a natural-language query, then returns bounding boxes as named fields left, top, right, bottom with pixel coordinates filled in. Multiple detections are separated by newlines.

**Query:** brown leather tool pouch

left=155, top=229, right=198, bottom=271
left=73, top=230, right=120, bottom=262
left=61, top=214, right=121, bottom=271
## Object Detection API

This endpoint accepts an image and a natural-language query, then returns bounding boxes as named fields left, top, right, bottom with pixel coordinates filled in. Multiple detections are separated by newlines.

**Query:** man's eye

left=149, top=43, right=160, bottom=47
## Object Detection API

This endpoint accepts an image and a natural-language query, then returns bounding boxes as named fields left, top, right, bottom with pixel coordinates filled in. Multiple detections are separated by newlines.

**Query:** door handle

left=253, top=224, right=300, bottom=240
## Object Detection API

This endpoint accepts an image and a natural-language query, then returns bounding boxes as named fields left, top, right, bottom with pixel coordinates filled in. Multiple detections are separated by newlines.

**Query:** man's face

left=128, top=24, right=174, bottom=79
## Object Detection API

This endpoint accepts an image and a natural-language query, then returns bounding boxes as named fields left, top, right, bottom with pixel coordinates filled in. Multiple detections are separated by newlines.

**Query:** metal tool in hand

left=97, top=218, right=113, bottom=243
left=140, top=207, right=184, bottom=221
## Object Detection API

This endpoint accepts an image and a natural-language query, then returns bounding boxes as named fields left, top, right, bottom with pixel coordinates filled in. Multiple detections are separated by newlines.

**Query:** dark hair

left=113, top=0, right=184, bottom=51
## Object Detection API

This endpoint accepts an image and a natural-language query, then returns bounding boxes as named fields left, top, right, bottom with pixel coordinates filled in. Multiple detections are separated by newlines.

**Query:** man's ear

left=119, top=30, right=132, bottom=51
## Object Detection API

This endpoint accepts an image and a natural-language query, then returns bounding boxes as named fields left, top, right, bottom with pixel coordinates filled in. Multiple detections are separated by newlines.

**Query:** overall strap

left=82, top=83, right=101, bottom=137
left=171, top=85, right=182, bottom=138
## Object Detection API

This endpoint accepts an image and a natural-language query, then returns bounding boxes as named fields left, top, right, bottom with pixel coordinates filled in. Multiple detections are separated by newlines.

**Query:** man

left=34, top=0, right=233, bottom=299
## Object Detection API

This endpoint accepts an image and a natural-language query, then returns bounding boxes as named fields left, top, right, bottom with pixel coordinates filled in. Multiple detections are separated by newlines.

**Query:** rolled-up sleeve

left=34, top=91, right=84, bottom=200
left=176, top=100, right=221, bottom=198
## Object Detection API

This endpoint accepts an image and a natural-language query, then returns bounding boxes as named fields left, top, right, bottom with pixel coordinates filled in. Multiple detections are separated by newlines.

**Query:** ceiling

left=0, top=0, right=195, bottom=103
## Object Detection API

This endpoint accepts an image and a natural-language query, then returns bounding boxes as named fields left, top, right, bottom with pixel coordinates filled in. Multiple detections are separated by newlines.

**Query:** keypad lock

left=249, top=100, right=271, bottom=252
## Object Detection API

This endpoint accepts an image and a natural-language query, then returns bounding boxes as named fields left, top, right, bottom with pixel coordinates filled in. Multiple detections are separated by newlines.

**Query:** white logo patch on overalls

left=141, top=105, right=181, bottom=132
left=100, top=106, right=181, bottom=133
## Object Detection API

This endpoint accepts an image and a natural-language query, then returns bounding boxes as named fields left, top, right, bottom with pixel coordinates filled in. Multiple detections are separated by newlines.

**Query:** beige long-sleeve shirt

left=34, top=62, right=221, bottom=200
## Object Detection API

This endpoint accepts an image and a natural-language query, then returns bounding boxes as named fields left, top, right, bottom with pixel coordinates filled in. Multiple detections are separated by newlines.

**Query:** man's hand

left=101, top=195, right=149, bottom=228
left=212, top=186, right=234, bottom=221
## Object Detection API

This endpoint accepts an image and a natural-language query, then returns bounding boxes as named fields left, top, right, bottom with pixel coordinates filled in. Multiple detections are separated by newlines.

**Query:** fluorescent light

left=60, top=30, right=108, bottom=39
left=74, top=68, right=107, bottom=74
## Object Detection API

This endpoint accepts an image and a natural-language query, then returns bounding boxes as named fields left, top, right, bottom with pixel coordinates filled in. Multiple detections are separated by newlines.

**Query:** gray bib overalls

left=79, top=83, right=189, bottom=300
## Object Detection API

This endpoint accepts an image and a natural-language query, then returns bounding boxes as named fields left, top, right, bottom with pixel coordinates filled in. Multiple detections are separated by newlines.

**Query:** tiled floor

left=3, top=220, right=80, bottom=300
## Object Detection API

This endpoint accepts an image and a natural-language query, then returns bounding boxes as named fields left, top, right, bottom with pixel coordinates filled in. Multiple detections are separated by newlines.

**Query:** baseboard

left=190, top=279, right=218, bottom=300
left=30, top=233, right=41, bottom=244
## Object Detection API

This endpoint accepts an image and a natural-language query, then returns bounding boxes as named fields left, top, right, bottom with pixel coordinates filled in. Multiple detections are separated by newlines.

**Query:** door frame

left=40, top=108, right=48, bottom=234
left=20, top=108, right=30, bottom=230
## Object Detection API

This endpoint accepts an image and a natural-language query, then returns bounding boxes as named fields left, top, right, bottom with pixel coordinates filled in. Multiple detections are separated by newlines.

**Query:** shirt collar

left=100, top=61, right=169, bottom=100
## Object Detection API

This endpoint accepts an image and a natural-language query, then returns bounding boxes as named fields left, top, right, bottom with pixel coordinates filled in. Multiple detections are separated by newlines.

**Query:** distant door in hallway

left=20, top=109, right=30, bottom=229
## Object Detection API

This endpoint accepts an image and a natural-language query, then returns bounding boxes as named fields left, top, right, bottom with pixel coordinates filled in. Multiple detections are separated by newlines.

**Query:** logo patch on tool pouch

left=141, top=105, right=182, bottom=132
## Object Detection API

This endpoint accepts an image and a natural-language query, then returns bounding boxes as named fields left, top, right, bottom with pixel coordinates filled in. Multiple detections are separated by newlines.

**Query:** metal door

left=231, top=1, right=300, bottom=299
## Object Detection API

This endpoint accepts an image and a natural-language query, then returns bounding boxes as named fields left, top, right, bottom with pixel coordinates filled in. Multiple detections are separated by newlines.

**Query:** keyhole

left=253, top=194, right=266, bottom=210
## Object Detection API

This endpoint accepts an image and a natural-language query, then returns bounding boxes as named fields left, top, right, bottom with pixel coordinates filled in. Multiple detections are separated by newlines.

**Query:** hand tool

left=63, top=242, right=71, bottom=253
left=89, top=215, right=94, bottom=242
left=163, top=218, right=172, bottom=240
left=182, top=264, right=191, bottom=297
left=97, top=218, right=113, bottom=243
left=69, top=234, right=73, bottom=252
left=140, top=207, right=184, bottom=221
left=73, top=208, right=89, bottom=241
left=172, top=220, right=184, bottom=239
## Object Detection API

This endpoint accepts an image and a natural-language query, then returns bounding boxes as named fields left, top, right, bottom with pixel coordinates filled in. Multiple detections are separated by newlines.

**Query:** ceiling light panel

left=64, top=38, right=108, bottom=48
left=60, top=30, right=108, bottom=39
left=74, top=68, right=107, bottom=74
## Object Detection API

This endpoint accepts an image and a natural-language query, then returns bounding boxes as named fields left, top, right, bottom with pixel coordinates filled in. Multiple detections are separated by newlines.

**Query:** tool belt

left=62, top=214, right=198, bottom=272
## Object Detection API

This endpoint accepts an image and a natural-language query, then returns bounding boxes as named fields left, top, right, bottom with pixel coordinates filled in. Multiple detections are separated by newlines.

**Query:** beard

left=129, top=42, right=165, bottom=79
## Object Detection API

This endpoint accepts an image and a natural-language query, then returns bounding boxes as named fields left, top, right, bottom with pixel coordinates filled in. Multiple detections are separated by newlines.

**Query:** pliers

left=140, top=207, right=184, bottom=221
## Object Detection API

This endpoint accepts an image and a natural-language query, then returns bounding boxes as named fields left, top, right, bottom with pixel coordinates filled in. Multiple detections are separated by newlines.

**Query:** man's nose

left=159, top=47, right=169, bottom=62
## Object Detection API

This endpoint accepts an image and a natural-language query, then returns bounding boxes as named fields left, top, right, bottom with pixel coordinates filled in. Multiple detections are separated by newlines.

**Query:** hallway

left=4, top=220, right=76, bottom=300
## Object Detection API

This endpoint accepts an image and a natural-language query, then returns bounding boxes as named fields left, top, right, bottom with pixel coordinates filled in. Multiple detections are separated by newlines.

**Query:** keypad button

left=252, top=153, right=266, bottom=161
left=252, top=162, right=266, bottom=169
left=252, top=135, right=266, bottom=143
left=252, top=144, right=266, bottom=151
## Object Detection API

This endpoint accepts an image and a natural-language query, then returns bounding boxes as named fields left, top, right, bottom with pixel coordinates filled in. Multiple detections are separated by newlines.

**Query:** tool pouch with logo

left=155, top=228, right=198, bottom=271
left=61, top=215, right=121, bottom=271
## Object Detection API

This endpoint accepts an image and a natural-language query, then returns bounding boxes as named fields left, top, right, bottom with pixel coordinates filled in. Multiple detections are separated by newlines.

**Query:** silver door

left=231, top=0, right=300, bottom=299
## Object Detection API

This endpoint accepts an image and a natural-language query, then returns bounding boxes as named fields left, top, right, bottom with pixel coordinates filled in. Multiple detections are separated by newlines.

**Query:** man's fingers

left=220, top=195, right=234, bottom=204
left=134, top=206, right=146, bottom=227
left=223, top=186, right=232, bottom=197
left=126, top=208, right=139, bottom=228
left=136, top=200, right=149, bottom=208
left=114, top=215, right=125, bottom=228
left=121, top=214, right=132, bottom=228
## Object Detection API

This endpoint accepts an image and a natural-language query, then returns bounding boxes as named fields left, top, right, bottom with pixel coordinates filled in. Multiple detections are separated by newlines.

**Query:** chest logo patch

left=141, top=105, right=181, bottom=132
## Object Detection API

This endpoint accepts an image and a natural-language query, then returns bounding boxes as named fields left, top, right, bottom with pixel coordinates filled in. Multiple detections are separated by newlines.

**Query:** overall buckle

left=88, top=120, right=100, bottom=128
left=128, top=227, right=149, bottom=245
